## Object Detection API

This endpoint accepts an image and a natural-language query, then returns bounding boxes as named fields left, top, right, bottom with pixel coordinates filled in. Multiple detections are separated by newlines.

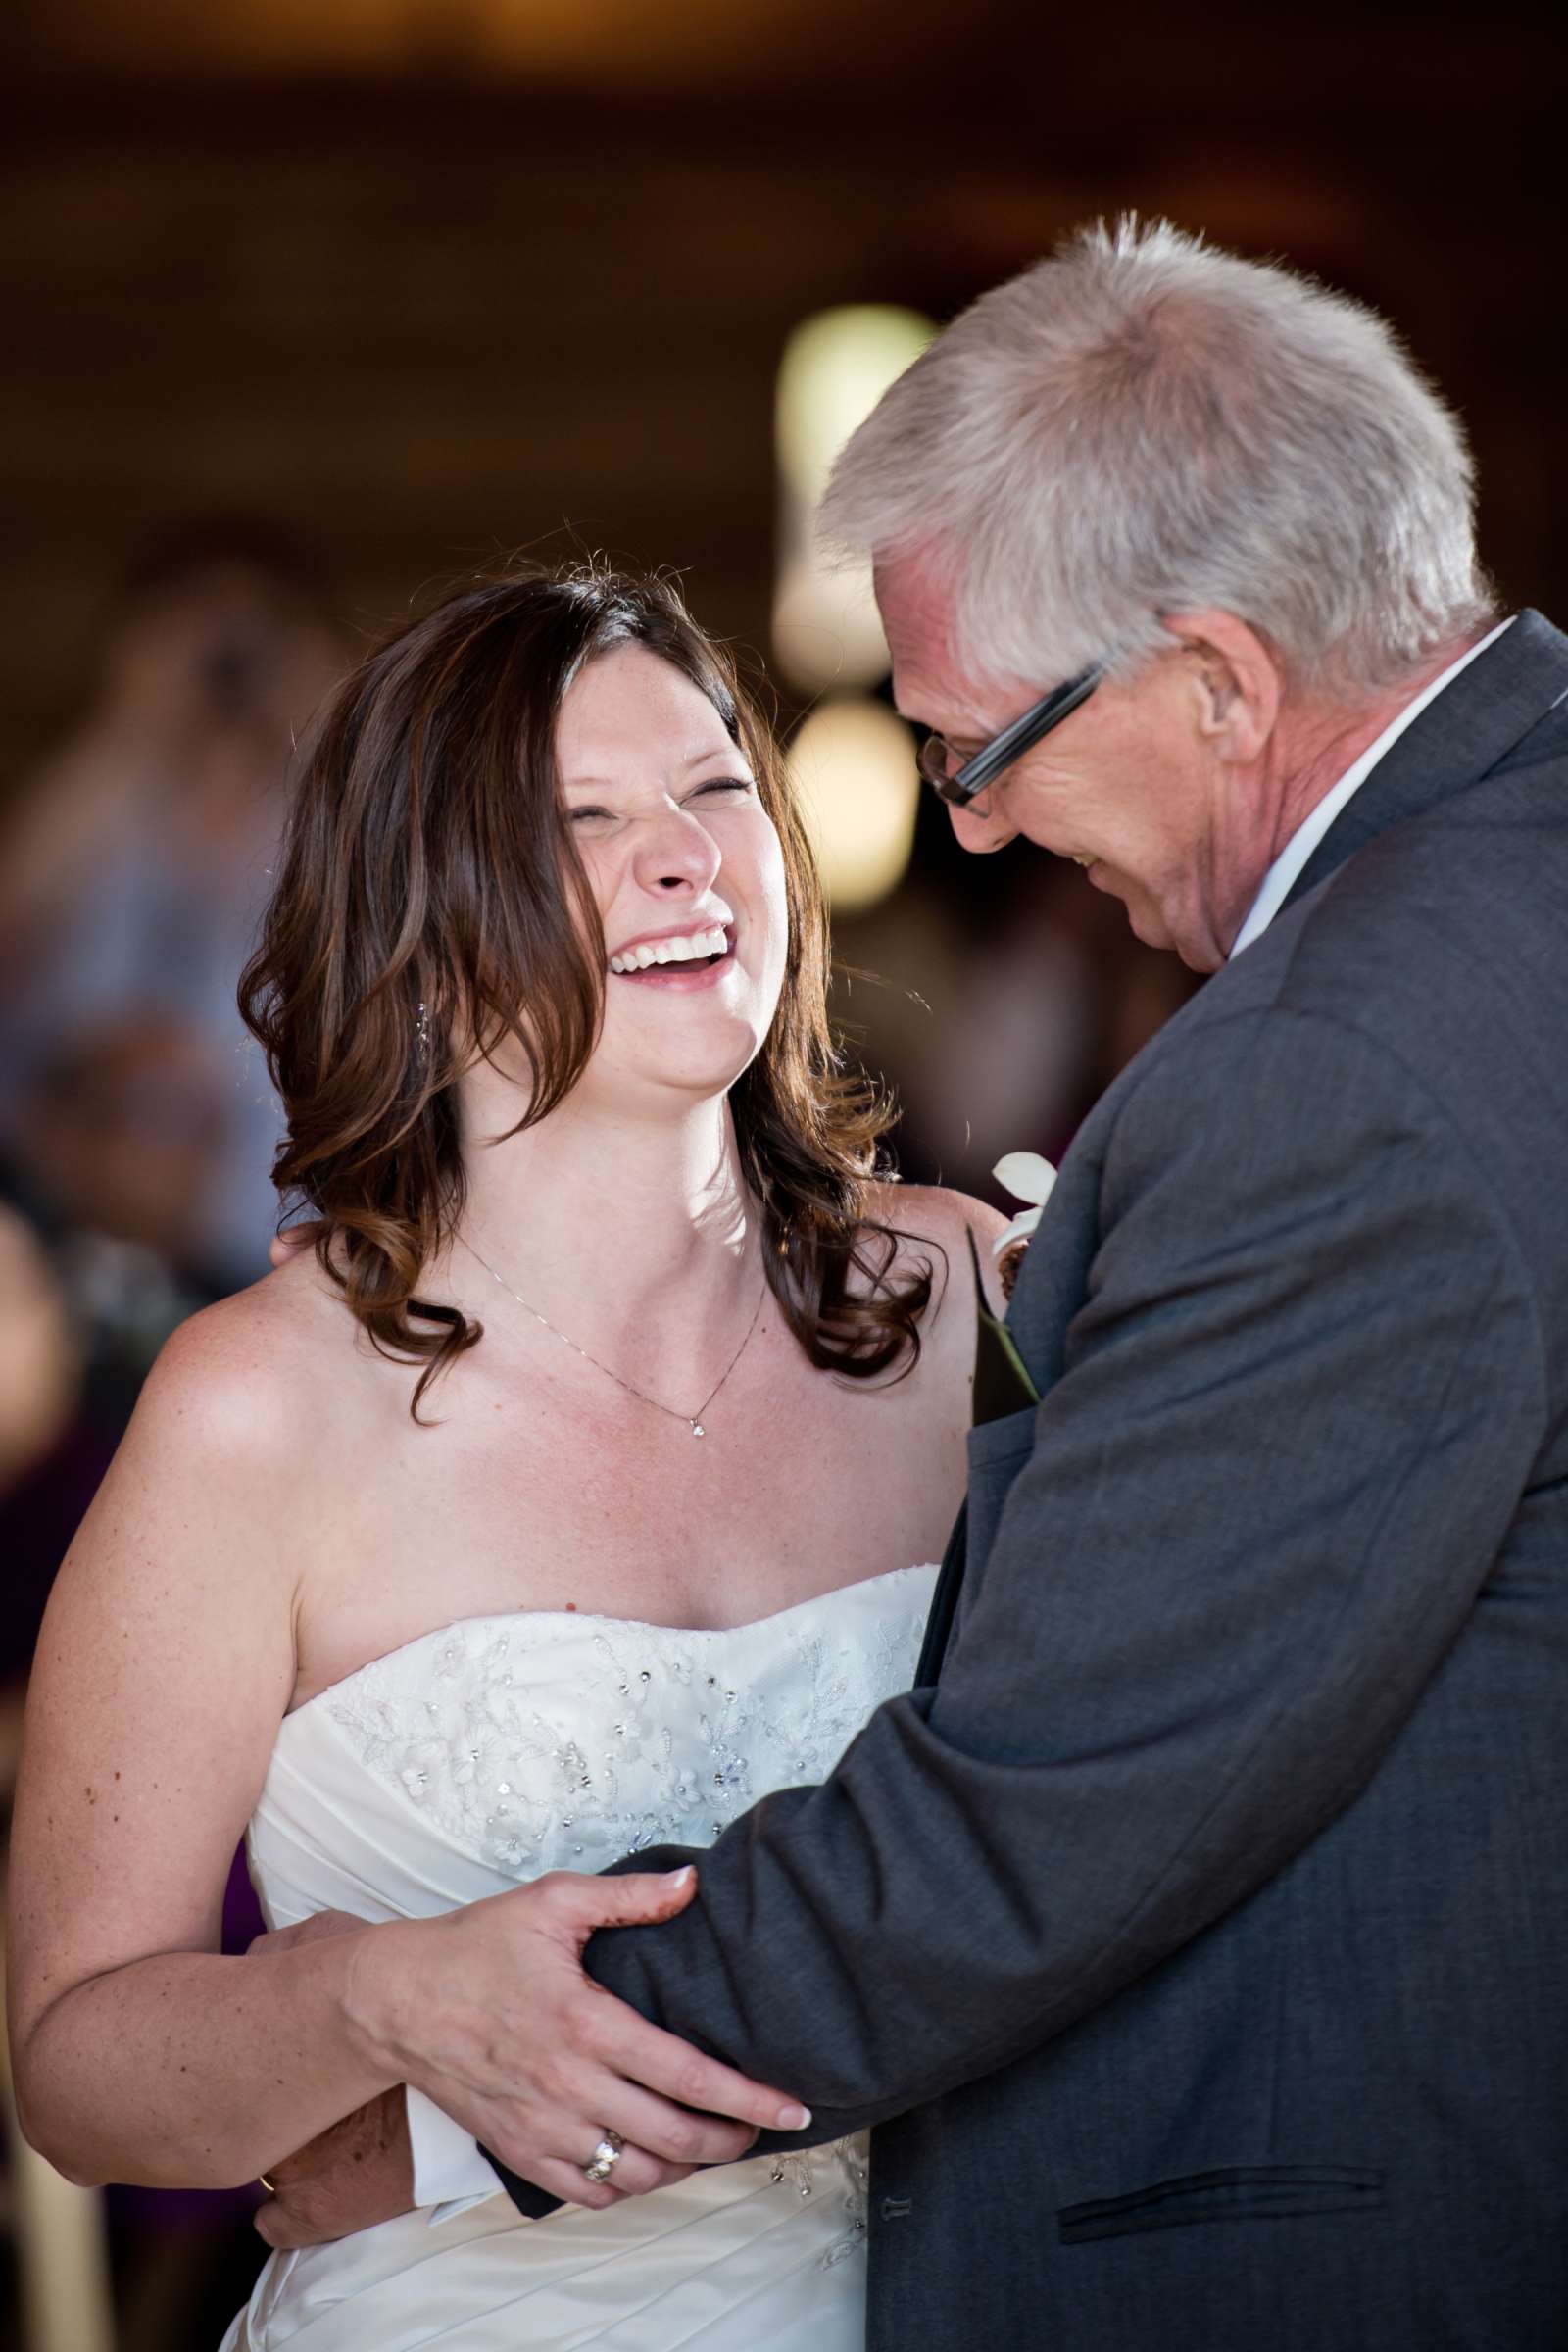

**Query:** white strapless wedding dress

left=221, top=1563, right=938, bottom=2349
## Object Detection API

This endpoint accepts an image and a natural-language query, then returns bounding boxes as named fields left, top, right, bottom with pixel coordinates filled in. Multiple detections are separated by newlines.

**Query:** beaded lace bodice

left=252, top=1564, right=937, bottom=1915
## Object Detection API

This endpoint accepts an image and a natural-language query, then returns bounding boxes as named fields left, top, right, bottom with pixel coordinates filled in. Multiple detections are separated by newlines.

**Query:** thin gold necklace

left=456, top=1232, right=767, bottom=1439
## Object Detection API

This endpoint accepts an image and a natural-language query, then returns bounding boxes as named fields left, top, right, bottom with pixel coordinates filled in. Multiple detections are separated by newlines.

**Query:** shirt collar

left=1229, top=617, right=1515, bottom=959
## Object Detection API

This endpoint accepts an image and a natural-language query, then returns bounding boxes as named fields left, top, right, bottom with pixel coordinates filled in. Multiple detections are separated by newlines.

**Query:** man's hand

left=248, top=1872, right=809, bottom=2232
left=245, top=1911, right=415, bottom=2245
left=255, top=2088, right=414, bottom=2249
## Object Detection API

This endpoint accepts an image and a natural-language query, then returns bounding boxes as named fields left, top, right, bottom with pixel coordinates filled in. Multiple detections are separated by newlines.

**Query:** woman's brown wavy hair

left=239, top=562, right=934, bottom=1417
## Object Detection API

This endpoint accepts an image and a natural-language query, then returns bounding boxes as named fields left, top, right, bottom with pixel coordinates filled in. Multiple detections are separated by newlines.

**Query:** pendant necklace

left=456, top=1232, right=767, bottom=1439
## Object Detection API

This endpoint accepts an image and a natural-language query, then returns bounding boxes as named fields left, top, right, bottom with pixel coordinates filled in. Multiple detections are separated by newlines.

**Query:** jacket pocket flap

left=1058, top=2165, right=1385, bottom=2243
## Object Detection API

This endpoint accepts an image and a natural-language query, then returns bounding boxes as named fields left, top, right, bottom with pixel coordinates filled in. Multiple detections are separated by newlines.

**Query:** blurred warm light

left=772, top=305, right=933, bottom=697
left=776, top=307, right=933, bottom=508
left=771, top=559, right=894, bottom=700
left=24, top=0, right=814, bottom=80
left=787, top=694, right=920, bottom=914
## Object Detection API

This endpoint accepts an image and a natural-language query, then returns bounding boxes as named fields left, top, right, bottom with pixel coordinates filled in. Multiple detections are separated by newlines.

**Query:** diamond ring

left=582, top=2131, right=625, bottom=2184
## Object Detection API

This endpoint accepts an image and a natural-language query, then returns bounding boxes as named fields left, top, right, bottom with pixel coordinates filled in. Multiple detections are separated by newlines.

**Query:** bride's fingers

left=499, top=2151, right=692, bottom=2211
left=585, top=2005, right=810, bottom=2135
left=474, top=2082, right=736, bottom=2188
left=468, top=2075, right=728, bottom=2198
left=628, top=2156, right=697, bottom=2196
left=514, top=2157, right=623, bottom=2212
left=582, top=2146, right=695, bottom=2201
left=590, top=2078, right=760, bottom=2170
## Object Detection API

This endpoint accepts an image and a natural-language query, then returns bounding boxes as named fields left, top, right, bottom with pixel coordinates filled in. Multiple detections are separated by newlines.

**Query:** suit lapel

left=914, top=1130, right=1117, bottom=1682
left=914, top=1500, right=967, bottom=1686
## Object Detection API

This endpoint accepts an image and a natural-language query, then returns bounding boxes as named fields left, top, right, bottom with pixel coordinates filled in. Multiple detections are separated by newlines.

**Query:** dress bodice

left=251, top=1563, right=940, bottom=1930
left=227, top=1565, right=939, bottom=2351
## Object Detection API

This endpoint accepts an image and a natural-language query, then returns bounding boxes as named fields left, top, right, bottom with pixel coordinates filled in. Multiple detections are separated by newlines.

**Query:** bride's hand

left=248, top=1907, right=365, bottom=1955
left=346, top=1865, right=810, bottom=2211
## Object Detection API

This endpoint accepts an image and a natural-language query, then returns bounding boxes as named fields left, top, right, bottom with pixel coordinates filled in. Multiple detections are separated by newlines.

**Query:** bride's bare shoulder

left=129, top=1246, right=361, bottom=1477
left=861, top=1179, right=1010, bottom=1319
left=40, top=1250, right=367, bottom=1650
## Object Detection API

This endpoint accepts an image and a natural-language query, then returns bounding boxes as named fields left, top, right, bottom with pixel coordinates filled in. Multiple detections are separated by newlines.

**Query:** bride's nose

left=632, top=801, right=723, bottom=896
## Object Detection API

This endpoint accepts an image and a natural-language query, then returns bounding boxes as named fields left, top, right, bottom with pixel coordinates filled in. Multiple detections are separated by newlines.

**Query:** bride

left=7, top=564, right=1004, bottom=2348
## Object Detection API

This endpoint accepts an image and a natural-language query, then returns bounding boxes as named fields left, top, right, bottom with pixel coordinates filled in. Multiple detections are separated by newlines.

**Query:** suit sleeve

left=491, top=1005, right=1548, bottom=2214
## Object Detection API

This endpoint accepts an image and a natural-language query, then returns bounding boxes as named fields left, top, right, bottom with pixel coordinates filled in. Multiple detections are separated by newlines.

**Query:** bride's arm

left=6, top=1304, right=808, bottom=2201
left=5, top=1312, right=403, bottom=2188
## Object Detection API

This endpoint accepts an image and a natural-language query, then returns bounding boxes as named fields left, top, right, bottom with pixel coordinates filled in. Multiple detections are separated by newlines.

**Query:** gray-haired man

left=275, top=223, right=1568, bottom=2348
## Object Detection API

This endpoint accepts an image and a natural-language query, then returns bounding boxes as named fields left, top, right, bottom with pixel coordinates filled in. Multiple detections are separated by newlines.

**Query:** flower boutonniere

left=991, top=1152, right=1057, bottom=1302
left=968, top=1152, right=1056, bottom=1426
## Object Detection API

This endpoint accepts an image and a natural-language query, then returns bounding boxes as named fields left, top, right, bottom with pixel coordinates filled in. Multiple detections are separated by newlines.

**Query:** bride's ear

left=1160, top=610, right=1282, bottom=764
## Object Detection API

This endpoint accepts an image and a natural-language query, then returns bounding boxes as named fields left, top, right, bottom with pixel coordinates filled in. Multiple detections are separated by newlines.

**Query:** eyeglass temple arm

left=953, top=662, right=1105, bottom=800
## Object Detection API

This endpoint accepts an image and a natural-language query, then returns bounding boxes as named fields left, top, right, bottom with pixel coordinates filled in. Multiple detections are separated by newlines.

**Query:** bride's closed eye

left=565, top=780, right=756, bottom=828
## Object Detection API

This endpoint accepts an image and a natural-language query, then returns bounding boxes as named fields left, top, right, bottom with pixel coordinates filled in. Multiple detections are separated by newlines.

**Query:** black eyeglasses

left=916, top=662, right=1104, bottom=807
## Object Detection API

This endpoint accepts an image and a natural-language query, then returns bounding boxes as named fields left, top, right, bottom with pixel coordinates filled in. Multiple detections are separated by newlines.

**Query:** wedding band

left=258, top=2173, right=278, bottom=2194
left=582, top=2131, right=624, bottom=2184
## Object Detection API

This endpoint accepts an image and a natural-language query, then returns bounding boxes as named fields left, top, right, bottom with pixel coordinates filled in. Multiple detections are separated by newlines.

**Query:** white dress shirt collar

left=1229, top=617, right=1514, bottom=958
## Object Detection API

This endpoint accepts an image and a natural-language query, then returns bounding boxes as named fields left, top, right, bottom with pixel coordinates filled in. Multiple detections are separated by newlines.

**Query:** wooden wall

left=2, top=6, right=1564, bottom=789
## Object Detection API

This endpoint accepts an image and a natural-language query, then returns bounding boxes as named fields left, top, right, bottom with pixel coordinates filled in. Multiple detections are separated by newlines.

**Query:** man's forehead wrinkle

left=890, top=640, right=1004, bottom=738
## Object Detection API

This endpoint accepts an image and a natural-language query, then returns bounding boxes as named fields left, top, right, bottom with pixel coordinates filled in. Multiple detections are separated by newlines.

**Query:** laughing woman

left=7, top=565, right=1003, bottom=2348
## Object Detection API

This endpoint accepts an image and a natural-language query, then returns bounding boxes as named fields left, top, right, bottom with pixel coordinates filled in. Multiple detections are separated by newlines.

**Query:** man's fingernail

left=664, top=1867, right=694, bottom=1886
left=779, top=2104, right=811, bottom=2130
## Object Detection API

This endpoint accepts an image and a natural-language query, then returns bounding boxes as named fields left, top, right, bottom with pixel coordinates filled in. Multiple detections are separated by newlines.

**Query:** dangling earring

left=415, top=1002, right=430, bottom=1060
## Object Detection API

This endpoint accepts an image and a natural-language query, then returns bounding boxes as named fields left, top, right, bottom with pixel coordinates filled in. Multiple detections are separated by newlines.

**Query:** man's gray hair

left=820, top=220, right=1494, bottom=698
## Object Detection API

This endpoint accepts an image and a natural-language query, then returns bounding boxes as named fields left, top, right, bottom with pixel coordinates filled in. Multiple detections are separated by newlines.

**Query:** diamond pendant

left=691, top=1421, right=706, bottom=1438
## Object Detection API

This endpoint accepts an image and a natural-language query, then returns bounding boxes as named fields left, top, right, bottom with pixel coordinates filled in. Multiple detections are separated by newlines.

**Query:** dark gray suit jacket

left=498, top=612, right=1568, bottom=2348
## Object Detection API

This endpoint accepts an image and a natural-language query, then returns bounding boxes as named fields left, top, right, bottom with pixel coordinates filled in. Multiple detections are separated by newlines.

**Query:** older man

left=274, top=223, right=1568, bottom=2347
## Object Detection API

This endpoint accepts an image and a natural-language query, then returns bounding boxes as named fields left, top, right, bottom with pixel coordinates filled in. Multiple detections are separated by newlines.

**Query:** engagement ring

left=582, top=2131, right=625, bottom=2184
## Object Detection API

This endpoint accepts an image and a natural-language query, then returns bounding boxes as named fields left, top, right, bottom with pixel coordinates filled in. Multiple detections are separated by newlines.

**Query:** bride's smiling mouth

left=606, top=920, right=738, bottom=989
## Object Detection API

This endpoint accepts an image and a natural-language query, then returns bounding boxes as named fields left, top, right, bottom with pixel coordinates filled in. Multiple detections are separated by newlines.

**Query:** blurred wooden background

left=2, top=0, right=1564, bottom=787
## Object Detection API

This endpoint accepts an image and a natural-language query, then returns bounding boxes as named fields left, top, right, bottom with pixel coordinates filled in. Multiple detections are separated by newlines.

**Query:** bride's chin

left=589, top=1039, right=762, bottom=1106
left=597, top=1004, right=768, bottom=1085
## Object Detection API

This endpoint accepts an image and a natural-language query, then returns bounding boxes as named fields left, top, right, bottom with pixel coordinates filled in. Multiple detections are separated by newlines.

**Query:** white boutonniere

left=991, top=1152, right=1057, bottom=1301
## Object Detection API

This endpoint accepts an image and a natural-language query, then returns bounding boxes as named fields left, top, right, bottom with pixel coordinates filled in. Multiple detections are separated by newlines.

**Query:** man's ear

left=1160, top=610, right=1281, bottom=763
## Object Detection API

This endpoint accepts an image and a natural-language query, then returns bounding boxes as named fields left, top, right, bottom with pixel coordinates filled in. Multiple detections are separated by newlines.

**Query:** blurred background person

left=0, top=527, right=340, bottom=2352
left=0, top=523, right=344, bottom=1299
left=0, top=1198, right=107, bottom=1785
left=0, top=1180, right=273, bottom=2350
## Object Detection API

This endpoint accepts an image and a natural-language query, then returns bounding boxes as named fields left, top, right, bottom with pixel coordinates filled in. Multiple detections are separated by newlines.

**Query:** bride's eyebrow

left=563, top=751, right=751, bottom=791
left=682, top=745, right=750, bottom=770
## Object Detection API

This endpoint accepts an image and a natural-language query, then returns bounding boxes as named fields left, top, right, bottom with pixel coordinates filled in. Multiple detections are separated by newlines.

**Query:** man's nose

left=633, top=802, right=723, bottom=894
left=947, top=793, right=1017, bottom=855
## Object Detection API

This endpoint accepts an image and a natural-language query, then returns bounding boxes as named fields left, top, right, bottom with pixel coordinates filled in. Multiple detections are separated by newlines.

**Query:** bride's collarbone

left=288, top=1391, right=943, bottom=1707
left=395, top=1323, right=942, bottom=1475
left=291, top=1517, right=906, bottom=1711
left=282, top=1286, right=961, bottom=1702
